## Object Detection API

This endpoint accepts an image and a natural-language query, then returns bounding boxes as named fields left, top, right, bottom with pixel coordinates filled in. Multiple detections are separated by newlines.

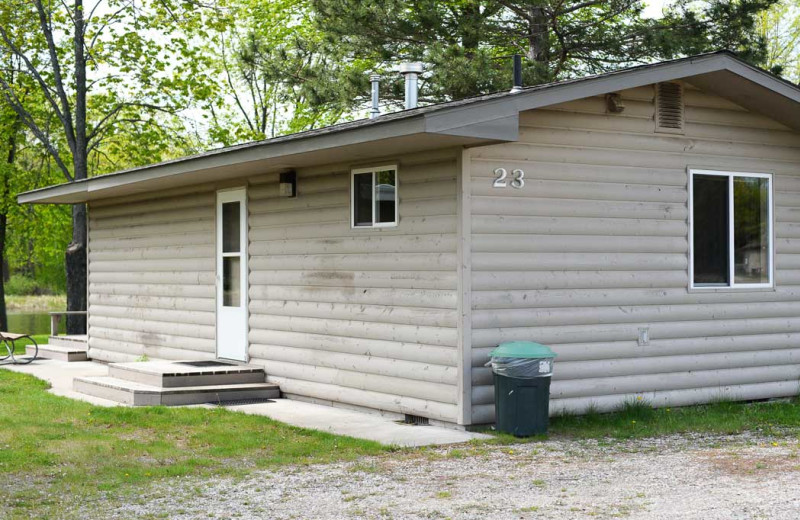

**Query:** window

left=351, top=165, right=397, bottom=227
left=689, top=170, right=773, bottom=289
left=221, top=200, right=242, bottom=307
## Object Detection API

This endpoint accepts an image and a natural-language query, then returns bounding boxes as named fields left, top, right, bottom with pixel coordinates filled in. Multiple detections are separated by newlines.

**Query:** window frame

left=688, top=168, right=774, bottom=290
left=350, top=164, right=398, bottom=229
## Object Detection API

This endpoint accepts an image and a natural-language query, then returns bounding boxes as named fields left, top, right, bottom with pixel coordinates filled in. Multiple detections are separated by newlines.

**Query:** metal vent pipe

left=369, top=74, right=381, bottom=119
left=511, top=54, right=523, bottom=93
left=399, top=62, right=423, bottom=109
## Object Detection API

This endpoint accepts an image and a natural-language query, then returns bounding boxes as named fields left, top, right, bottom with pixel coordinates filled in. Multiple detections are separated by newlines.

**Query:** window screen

left=692, top=175, right=729, bottom=285
left=734, top=176, right=770, bottom=285
left=375, top=170, right=396, bottom=224
left=353, top=172, right=373, bottom=227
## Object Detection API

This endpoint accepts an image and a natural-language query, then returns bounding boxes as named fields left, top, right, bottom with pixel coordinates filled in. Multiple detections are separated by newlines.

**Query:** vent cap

left=656, top=82, right=684, bottom=134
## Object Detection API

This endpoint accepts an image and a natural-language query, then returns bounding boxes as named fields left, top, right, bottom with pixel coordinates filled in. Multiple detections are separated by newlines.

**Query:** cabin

left=19, top=52, right=800, bottom=427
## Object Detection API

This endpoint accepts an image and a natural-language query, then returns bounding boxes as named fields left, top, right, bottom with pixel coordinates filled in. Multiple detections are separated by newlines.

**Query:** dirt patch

left=698, top=445, right=800, bottom=476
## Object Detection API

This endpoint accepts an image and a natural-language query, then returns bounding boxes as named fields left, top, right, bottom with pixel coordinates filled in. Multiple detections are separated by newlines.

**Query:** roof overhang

left=19, top=52, right=800, bottom=205
left=18, top=113, right=518, bottom=204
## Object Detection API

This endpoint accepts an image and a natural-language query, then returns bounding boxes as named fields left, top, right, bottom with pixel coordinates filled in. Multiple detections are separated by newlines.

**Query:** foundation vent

left=403, top=414, right=429, bottom=426
left=655, top=82, right=684, bottom=134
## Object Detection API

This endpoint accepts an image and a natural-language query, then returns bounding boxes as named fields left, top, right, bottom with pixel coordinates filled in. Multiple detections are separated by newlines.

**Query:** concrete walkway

left=1, top=358, right=488, bottom=447
left=221, top=399, right=487, bottom=447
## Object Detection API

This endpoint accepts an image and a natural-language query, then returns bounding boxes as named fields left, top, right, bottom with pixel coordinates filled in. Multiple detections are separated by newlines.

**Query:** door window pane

left=693, top=175, right=729, bottom=285
left=223, top=256, right=241, bottom=307
left=734, top=177, right=770, bottom=284
left=222, top=202, right=240, bottom=253
left=375, top=169, right=396, bottom=224
left=353, top=172, right=373, bottom=226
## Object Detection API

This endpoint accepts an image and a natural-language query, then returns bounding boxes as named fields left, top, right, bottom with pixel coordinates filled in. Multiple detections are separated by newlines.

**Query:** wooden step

left=74, top=376, right=280, bottom=406
left=108, top=360, right=266, bottom=388
left=28, top=343, right=89, bottom=362
left=48, top=335, right=88, bottom=348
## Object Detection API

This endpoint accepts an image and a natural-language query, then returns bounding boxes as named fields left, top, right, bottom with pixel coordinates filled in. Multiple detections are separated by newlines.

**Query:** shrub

left=5, top=275, right=40, bottom=295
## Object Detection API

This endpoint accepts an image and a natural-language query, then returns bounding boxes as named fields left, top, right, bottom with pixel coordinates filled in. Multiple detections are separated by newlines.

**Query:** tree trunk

left=527, top=6, right=549, bottom=64
left=66, top=203, right=86, bottom=334
left=66, top=0, right=88, bottom=335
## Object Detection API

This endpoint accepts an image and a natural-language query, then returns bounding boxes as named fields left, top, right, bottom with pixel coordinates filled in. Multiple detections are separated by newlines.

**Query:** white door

left=216, top=188, right=248, bottom=361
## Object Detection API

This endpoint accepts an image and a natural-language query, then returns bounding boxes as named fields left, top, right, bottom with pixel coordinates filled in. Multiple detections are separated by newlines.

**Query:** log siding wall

left=87, top=152, right=461, bottom=423
left=246, top=150, right=461, bottom=423
left=468, top=84, right=800, bottom=424
left=87, top=185, right=218, bottom=362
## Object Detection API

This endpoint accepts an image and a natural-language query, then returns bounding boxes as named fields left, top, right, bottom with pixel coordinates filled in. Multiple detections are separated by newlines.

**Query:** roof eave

left=19, top=113, right=517, bottom=204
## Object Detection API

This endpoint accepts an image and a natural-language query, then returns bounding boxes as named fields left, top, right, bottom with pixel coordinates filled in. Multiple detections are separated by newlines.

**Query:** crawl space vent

left=403, top=414, right=429, bottom=426
left=655, top=82, right=684, bottom=133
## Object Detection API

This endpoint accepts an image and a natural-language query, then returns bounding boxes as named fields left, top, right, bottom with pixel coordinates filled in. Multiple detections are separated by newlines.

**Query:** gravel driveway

left=104, top=432, right=799, bottom=519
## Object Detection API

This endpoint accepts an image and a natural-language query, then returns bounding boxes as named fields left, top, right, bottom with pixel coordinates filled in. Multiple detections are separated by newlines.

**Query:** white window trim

left=351, top=164, right=398, bottom=229
left=688, top=169, right=774, bottom=290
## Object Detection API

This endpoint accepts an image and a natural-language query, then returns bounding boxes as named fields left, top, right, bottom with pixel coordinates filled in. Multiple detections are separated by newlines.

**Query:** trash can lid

left=490, top=341, right=557, bottom=359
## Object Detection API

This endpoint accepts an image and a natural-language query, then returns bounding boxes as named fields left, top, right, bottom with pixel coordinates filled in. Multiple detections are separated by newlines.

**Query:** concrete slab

left=0, top=359, right=490, bottom=447
left=220, top=399, right=490, bottom=447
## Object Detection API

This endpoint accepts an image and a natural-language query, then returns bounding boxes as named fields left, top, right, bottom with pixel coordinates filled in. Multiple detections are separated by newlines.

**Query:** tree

left=756, top=0, right=800, bottom=81
left=0, top=0, right=208, bottom=332
left=310, top=0, right=782, bottom=104
left=0, top=94, right=19, bottom=332
left=199, top=0, right=369, bottom=146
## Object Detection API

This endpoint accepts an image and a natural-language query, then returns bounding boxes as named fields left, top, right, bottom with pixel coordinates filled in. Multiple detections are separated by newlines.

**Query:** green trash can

left=488, top=341, right=557, bottom=437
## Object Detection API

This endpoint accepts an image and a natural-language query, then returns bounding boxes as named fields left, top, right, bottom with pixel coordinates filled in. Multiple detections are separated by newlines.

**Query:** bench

left=0, top=332, right=38, bottom=365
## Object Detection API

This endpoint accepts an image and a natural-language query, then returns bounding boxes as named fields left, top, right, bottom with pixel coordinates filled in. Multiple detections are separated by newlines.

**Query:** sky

left=644, top=0, right=671, bottom=18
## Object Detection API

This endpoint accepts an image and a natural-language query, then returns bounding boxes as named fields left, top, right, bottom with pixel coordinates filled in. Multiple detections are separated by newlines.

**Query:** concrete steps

left=28, top=335, right=89, bottom=362
left=73, top=359, right=280, bottom=406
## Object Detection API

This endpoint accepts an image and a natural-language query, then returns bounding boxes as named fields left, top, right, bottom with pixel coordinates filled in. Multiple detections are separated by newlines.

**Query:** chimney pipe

left=399, top=62, right=423, bottom=109
left=369, top=74, right=381, bottom=119
left=511, top=54, right=523, bottom=93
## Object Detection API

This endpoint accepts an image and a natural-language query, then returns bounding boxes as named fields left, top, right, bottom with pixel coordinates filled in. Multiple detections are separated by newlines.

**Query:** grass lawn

left=0, top=369, right=390, bottom=519
left=481, top=397, right=800, bottom=444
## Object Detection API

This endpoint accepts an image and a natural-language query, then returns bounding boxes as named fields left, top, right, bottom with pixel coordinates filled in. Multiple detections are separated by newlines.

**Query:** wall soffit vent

left=655, top=82, right=684, bottom=134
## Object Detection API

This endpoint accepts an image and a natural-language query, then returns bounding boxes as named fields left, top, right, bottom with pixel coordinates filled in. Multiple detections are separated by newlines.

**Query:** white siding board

left=469, top=88, right=800, bottom=423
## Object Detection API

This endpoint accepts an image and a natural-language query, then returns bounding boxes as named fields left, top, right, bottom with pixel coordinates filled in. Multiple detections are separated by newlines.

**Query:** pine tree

left=310, top=0, right=783, bottom=105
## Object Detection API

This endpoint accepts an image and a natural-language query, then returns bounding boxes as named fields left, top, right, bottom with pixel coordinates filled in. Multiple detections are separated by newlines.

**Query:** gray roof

left=19, top=51, right=800, bottom=204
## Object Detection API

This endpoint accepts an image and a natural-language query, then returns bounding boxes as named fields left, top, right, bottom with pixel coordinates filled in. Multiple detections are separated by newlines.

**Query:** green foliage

left=194, top=0, right=368, bottom=146
left=309, top=0, right=786, bottom=104
left=757, top=0, right=800, bottom=81
left=0, top=0, right=212, bottom=297
left=4, top=275, right=38, bottom=295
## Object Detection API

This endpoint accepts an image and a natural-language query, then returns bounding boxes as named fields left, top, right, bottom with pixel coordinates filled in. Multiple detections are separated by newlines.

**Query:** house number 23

left=492, top=168, right=525, bottom=189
